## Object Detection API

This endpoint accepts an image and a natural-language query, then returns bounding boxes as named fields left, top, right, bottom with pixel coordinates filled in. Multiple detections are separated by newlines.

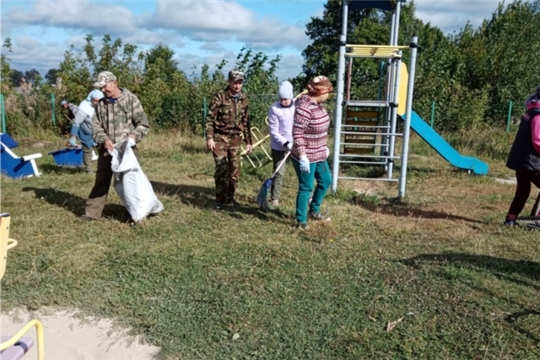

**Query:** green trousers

left=292, top=158, right=332, bottom=224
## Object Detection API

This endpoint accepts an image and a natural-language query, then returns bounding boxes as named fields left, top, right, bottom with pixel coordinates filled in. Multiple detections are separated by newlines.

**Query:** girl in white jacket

left=267, top=81, right=295, bottom=207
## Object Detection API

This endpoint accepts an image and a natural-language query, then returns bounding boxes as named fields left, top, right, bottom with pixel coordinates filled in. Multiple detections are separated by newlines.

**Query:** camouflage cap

left=93, top=71, right=117, bottom=88
left=228, top=69, right=244, bottom=81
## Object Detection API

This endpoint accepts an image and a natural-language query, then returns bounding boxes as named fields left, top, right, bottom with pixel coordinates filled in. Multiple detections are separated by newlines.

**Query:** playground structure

left=332, top=0, right=488, bottom=198
left=0, top=133, right=42, bottom=179
left=0, top=213, right=45, bottom=360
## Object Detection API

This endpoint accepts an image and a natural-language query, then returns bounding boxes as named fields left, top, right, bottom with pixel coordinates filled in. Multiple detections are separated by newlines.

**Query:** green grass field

left=1, top=132, right=539, bottom=359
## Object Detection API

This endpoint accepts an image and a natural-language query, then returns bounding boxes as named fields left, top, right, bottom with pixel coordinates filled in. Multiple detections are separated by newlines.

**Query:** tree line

left=0, top=0, right=538, bottom=136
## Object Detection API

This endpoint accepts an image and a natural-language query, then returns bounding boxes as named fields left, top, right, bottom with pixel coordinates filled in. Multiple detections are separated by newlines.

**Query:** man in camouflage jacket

left=83, top=71, right=150, bottom=220
left=206, top=69, right=253, bottom=209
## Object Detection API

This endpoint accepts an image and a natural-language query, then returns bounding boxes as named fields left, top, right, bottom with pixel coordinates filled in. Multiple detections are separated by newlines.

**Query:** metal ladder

left=336, top=45, right=408, bottom=181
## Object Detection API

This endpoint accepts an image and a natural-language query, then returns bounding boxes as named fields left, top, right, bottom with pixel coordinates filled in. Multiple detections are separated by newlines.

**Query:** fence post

left=430, top=101, right=435, bottom=128
left=51, top=93, right=56, bottom=128
left=203, top=97, right=207, bottom=138
left=0, top=94, right=6, bottom=133
left=506, top=101, right=513, bottom=133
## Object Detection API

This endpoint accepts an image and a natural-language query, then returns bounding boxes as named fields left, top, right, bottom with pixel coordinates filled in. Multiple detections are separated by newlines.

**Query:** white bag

left=110, top=141, right=164, bottom=222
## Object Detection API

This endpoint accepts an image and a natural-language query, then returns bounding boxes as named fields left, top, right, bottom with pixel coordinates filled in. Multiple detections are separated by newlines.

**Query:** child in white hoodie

left=267, top=81, right=295, bottom=207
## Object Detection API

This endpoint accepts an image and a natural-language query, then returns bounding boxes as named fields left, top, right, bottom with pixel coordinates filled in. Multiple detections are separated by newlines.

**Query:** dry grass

left=1, top=130, right=539, bottom=359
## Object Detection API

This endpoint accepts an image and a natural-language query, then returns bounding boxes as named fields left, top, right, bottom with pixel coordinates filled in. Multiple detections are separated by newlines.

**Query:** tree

left=45, top=68, right=59, bottom=84
left=10, top=69, right=24, bottom=86
left=457, top=0, right=540, bottom=125
left=24, top=69, right=41, bottom=86
left=1, top=38, right=13, bottom=92
left=144, top=44, right=179, bottom=83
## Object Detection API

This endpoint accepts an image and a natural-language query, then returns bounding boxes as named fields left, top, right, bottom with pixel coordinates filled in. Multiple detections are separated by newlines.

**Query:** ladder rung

left=343, top=147, right=374, bottom=155
left=340, top=154, right=400, bottom=159
left=342, top=143, right=387, bottom=147
left=347, top=100, right=388, bottom=107
left=342, top=138, right=377, bottom=144
left=338, top=176, right=399, bottom=182
left=342, top=131, right=402, bottom=136
left=344, top=120, right=378, bottom=126
left=346, top=110, right=379, bottom=118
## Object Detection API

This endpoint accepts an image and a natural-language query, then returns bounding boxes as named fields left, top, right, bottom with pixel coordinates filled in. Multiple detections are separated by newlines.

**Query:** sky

left=0, top=0, right=506, bottom=82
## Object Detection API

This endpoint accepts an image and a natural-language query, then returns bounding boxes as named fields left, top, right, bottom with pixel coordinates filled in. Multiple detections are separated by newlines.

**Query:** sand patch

left=1, top=307, right=159, bottom=360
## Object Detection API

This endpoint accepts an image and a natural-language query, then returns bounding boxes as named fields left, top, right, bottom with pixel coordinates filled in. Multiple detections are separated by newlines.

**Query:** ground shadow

left=401, top=252, right=540, bottom=285
left=22, top=187, right=131, bottom=222
left=226, top=201, right=293, bottom=224
left=354, top=197, right=482, bottom=224
left=39, top=164, right=84, bottom=175
left=150, top=181, right=215, bottom=208
left=151, top=180, right=293, bottom=224
left=400, top=252, right=540, bottom=343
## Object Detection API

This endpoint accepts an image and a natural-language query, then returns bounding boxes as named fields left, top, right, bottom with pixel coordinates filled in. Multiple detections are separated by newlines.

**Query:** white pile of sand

left=1, top=308, right=159, bottom=360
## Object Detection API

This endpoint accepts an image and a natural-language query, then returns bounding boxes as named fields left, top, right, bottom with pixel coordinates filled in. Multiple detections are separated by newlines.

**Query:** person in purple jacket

left=267, top=81, right=295, bottom=207
left=291, top=75, right=333, bottom=230
left=505, top=86, right=540, bottom=228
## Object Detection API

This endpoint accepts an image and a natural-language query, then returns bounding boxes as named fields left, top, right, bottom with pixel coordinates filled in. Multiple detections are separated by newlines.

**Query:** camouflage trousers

left=212, top=134, right=242, bottom=204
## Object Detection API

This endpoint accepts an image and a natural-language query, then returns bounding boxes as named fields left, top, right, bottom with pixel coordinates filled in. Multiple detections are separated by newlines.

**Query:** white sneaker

left=271, top=200, right=279, bottom=207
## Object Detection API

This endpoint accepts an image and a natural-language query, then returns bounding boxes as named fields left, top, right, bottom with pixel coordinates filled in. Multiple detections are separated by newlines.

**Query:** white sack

left=110, top=141, right=163, bottom=222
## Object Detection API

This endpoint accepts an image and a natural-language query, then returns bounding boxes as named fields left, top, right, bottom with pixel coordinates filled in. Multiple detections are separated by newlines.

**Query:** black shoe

left=214, top=202, right=224, bottom=210
left=527, top=221, right=540, bottom=230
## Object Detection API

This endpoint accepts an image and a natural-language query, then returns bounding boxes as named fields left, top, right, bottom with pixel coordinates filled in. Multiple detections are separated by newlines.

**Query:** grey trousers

left=270, top=148, right=289, bottom=201
left=82, top=145, right=93, bottom=173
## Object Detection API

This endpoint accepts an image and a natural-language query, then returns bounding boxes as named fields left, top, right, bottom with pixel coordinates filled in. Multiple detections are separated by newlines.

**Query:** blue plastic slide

left=400, top=110, right=489, bottom=175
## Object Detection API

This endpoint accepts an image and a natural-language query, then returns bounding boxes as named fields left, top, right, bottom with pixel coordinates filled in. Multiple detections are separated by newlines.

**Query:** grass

left=1, top=130, right=539, bottom=359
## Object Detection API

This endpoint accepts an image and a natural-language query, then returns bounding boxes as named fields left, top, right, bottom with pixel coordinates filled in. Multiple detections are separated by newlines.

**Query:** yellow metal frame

left=240, top=125, right=272, bottom=168
left=0, top=214, right=45, bottom=360
left=346, top=44, right=409, bottom=58
left=0, top=319, right=45, bottom=360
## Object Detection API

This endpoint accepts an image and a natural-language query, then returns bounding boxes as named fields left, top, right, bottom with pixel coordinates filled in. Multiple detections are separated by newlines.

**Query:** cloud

left=199, top=43, right=226, bottom=54
left=4, top=0, right=137, bottom=35
left=1, top=0, right=310, bottom=79
left=5, top=37, right=65, bottom=75
left=275, top=54, right=305, bottom=81
left=415, top=0, right=502, bottom=33
left=144, top=0, right=309, bottom=50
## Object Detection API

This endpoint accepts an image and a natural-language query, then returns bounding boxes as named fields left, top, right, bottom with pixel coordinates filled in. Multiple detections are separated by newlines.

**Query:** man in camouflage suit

left=206, top=69, right=253, bottom=210
left=82, top=71, right=150, bottom=220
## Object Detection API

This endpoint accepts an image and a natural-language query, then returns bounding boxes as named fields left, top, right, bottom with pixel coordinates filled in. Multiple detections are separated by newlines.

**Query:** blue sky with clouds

left=1, top=0, right=505, bottom=82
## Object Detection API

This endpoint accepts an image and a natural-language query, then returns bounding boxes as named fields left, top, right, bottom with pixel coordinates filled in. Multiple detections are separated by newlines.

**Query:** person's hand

left=285, top=141, right=293, bottom=151
left=207, top=139, right=215, bottom=152
left=103, top=138, right=114, bottom=152
left=68, top=137, right=77, bottom=146
left=325, top=146, right=330, bottom=159
left=246, top=144, right=253, bottom=154
left=127, top=137, right=136, bottom=147
left=299, top=155, right=310, bottom=173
